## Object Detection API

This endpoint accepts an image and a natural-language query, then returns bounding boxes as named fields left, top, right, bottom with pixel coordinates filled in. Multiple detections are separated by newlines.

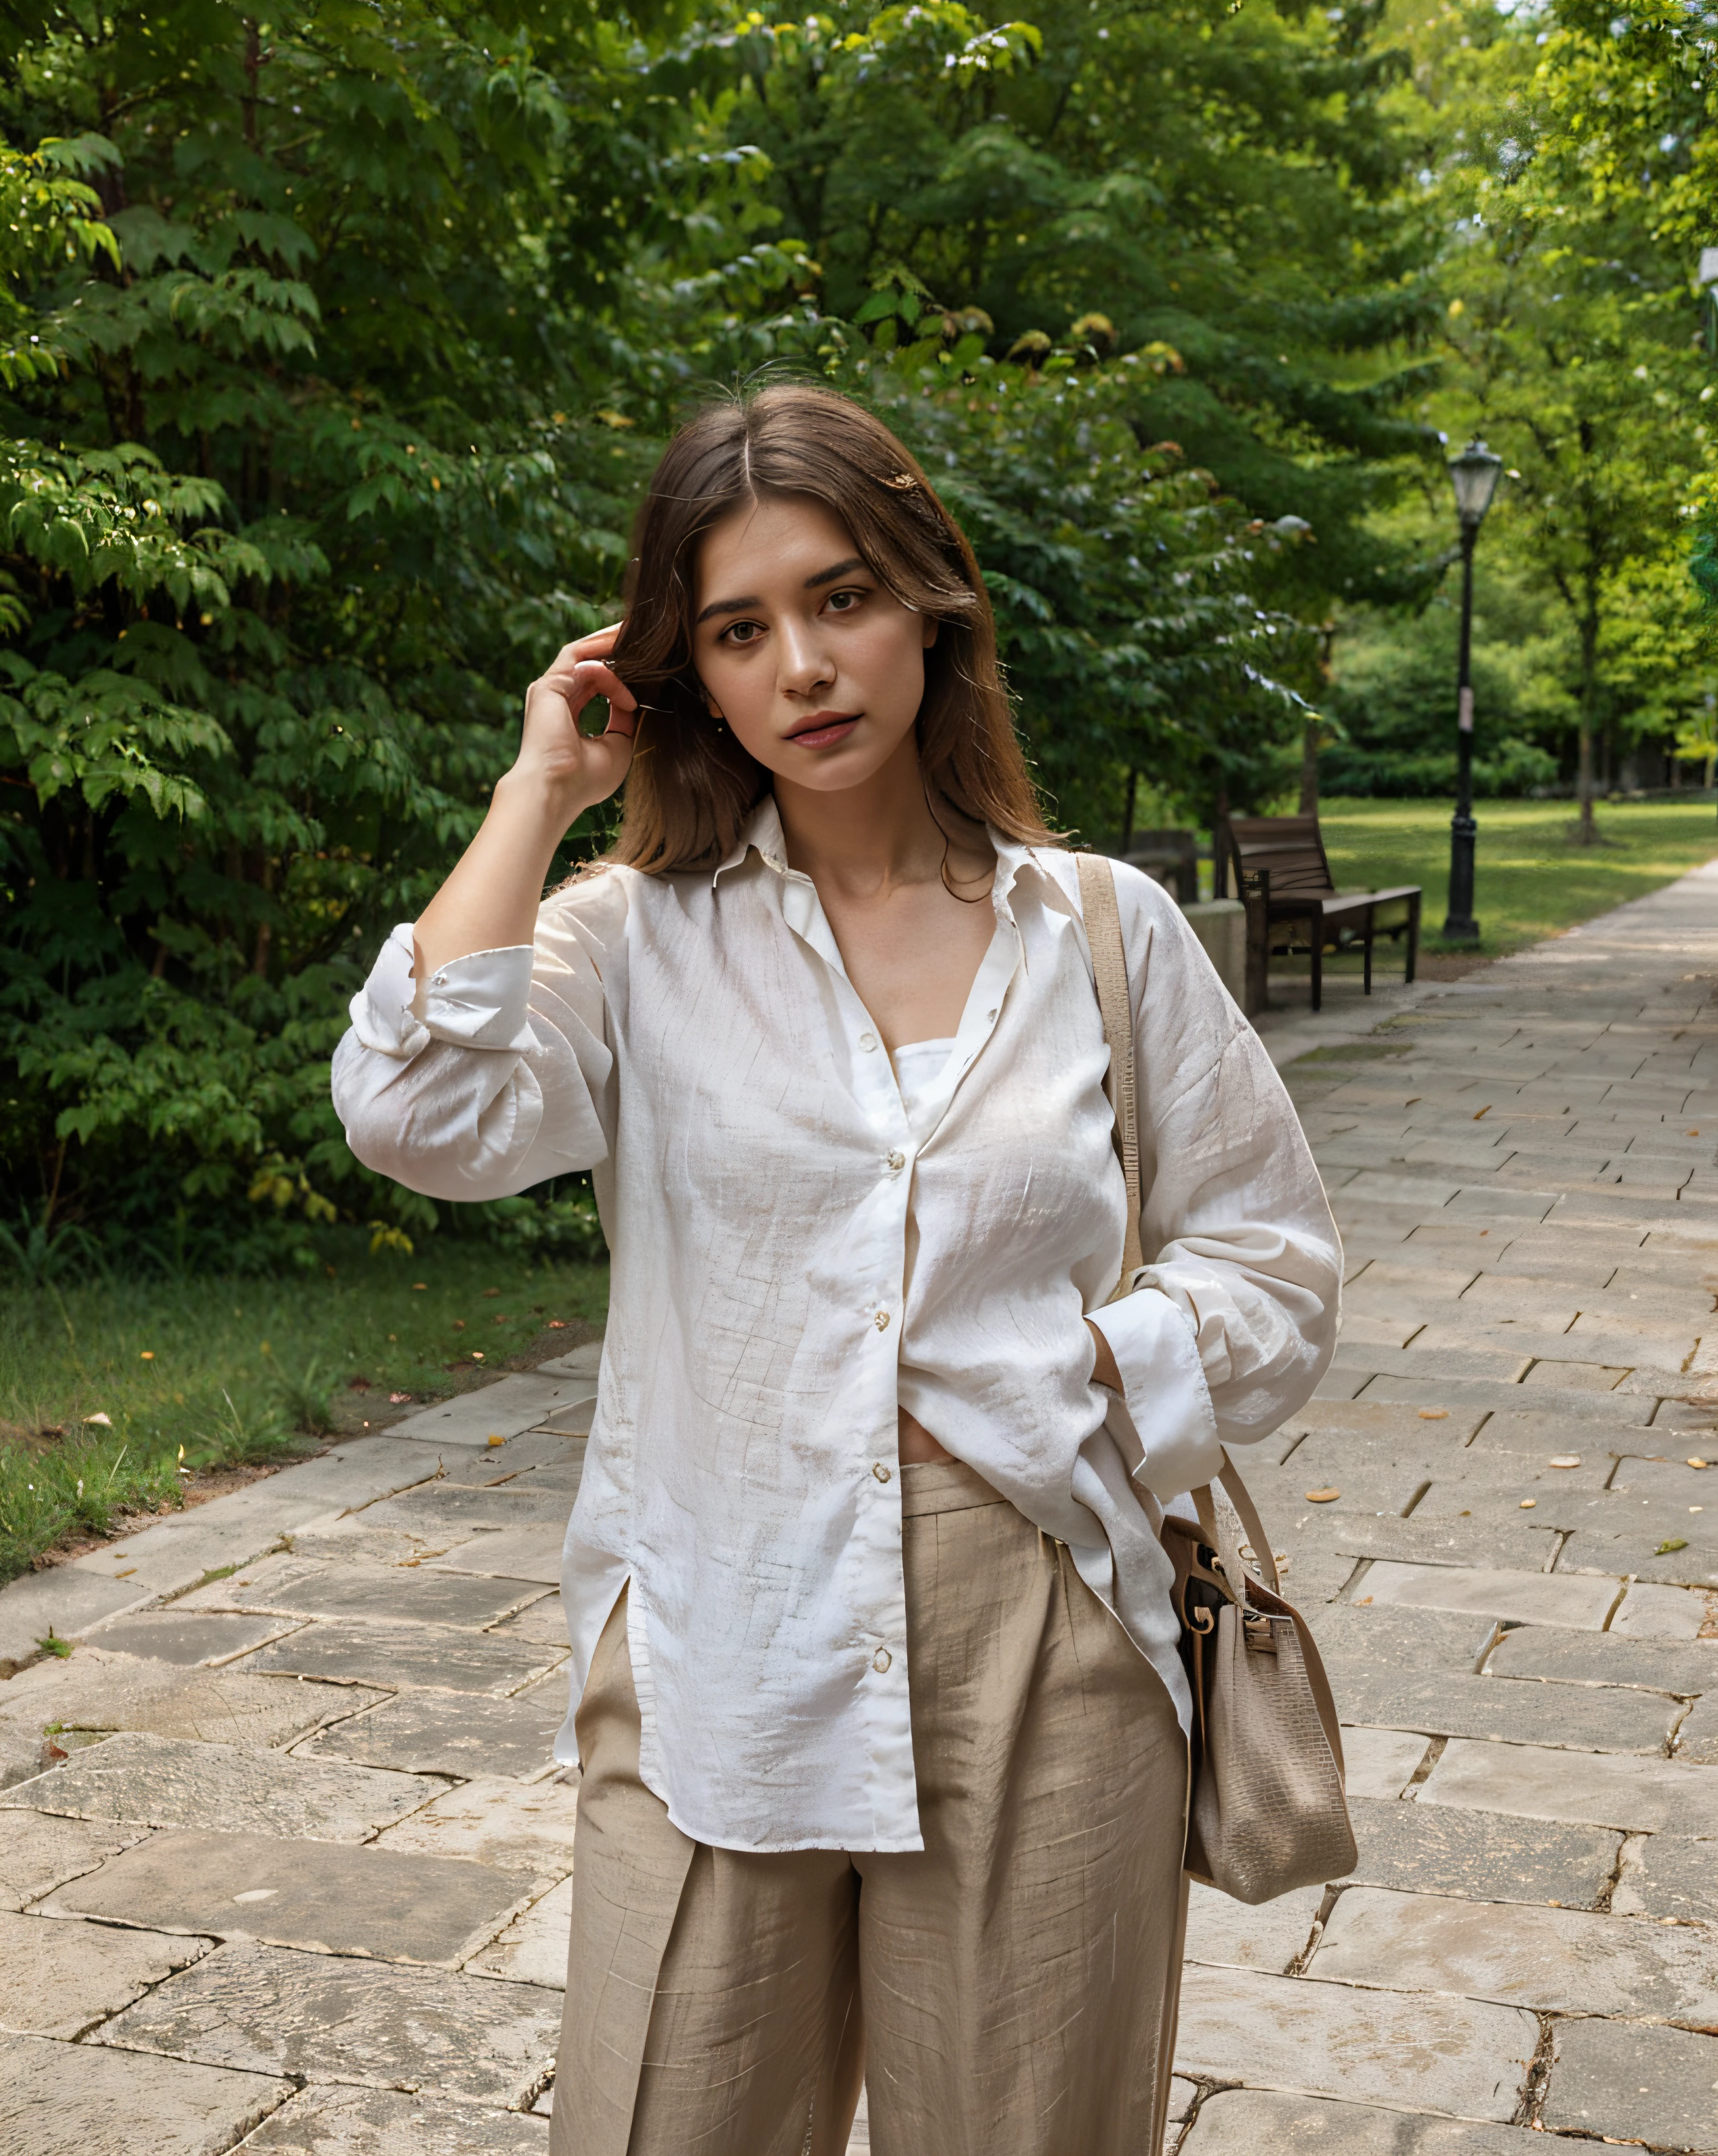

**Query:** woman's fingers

left=567, top=621, right=623, bottom=661
left=529, top=660, right=637, bottom=732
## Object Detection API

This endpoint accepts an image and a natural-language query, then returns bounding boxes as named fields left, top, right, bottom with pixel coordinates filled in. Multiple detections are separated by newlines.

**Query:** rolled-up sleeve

left=330, top=871, right=625, bottom=1202
left=1086, top=873, right=1341, bottom=1498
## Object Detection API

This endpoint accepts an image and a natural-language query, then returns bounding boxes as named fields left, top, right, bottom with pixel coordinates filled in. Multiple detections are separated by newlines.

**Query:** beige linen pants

left=551, top=1460, right=1190, bottom=2156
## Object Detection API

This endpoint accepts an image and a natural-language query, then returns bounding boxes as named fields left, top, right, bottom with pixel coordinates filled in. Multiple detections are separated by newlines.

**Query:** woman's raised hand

left=413, top=621, right=636, bottom=977
left=513, top=622, right=637, bottom=825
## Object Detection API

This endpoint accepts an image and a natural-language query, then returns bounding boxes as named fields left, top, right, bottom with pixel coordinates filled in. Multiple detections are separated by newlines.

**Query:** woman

left=333, top=383, right=1339, bottom=2156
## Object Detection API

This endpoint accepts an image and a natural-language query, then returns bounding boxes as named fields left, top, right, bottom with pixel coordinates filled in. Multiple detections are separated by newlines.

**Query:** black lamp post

left=1442, top=438, right=1505, bottom=944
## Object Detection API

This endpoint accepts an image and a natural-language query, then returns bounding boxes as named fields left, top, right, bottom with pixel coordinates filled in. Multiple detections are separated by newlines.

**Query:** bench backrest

left=1224, top=814, right=1337, bottom=900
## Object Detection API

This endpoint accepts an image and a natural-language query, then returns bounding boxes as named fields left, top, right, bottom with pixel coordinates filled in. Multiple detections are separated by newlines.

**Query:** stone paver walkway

left=3, top=868, right=1718, bottom=2152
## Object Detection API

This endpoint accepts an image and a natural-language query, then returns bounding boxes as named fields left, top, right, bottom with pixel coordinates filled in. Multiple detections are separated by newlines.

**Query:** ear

left=921, top=614, right=939, bottom=650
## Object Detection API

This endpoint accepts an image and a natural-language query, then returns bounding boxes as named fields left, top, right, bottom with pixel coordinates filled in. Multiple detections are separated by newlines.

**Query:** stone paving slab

left=1541, top=2015, right=1718, bottom=2151
left=1182, top=1882, right=1325, bottom=1974
left=0, top=1907, right=212, bottom=2035
left=426, top=1527, right=565, bottom=1584
left=1313, top=1883, right=1718, bottom=2019
left=492, top=1591, right=569, bottom=1648
left=96, top=1938, right=561, bottom=2105
left=1177, top=2088, right=1548, bottom=2154
left=1485, top=1623, right=1716, bottom=1695
left=0, top=2030, right=291, bottom=2155
left=64, top=1439, right=451, bottom=1599
left=352, top=1484, right=572, bottom=1535
left=80, top=1611, right=302, bottom=1665
left=1420, top=1738, right=1714, bottom=1834
left=1342, top=1794, right=1621, bottom=1910
left=1675, top=1694, right=1718, bottom=1760
left=1352, top=1563, right=1621, bottom=1628
left=1309, top=1602, right=1495, bottom=1676
left=293, top=1690, right=564, bottom=1781
left=465, top=1874, right=573, bottom=1986
left=1617, top=1833, right=1718, bottom=1923
left=1358, top=1373, right=1655, bottom=1420
left=1171, top=1964, right=1536, bottom=2118
left=0, top=1568, right=165, bottom=1669
left=1292, top=1513, right=1563, bottom=1574
left=1278, top=1401, right=1491, bottom=1448
left=526, top=1343, right=604, bottom=1380
left=242, top=2085, right=551, bottom=2153
left=0, top=1731, right=444, bottom=1841
left=1324, top=1669, right=1680, bottom=1752
left=1560, top=1530, right=1718, bottom=1588
left=0, top=1652, right=385, bottom=1788
left=1614, top=1460, right=1718, bottom=1502
left=530, top=1401, right=596, bottom=1439
left=239, top=1620, right=563, bottom=1696
left=1612, top=1580, right=1715, bottom=1638
left=373, top=1774, right=578, bottom=1874
left=386, top=1376, right=595, bottom=1448
left=1247, top=1462, right=1430, bottom=1518
left=1414, top=1480, right=1704, bottom=1534
left=1340, top=1728, right=1433, bottom=1799
left=44, top=1828, right=537, bottom=1965
left=185, top=1559, right=552, bottom=1630
left=0, top=1808, right=149, bottom=1909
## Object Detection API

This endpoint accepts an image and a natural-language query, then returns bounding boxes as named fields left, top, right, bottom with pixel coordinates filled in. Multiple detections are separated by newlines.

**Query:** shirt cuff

left=1087, top=1286, right=1223, bottom=1499
left=347, top=925, right=540, bottom=1060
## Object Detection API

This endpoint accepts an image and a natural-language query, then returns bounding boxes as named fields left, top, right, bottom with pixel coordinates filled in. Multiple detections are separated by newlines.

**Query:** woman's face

left=691, top=491, right=937, bottom=794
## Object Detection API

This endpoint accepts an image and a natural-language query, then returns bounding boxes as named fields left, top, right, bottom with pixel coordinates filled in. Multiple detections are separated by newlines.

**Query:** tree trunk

left=1299, top=718, right=1320, bottom=816
left=1574, top=607, right=1599, bottom=846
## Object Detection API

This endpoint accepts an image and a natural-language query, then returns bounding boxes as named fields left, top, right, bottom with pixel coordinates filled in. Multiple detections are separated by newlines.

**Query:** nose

left=776, top=613, right=835, bottom=698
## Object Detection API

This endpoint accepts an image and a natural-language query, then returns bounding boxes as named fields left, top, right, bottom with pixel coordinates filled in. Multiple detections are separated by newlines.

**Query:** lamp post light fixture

left=1442, top=437, right=1505, bottom=945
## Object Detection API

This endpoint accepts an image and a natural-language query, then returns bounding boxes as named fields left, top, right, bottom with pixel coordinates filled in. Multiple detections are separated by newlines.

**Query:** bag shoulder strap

left=1075, top=855, right=1291, bottom=1612
left=1074, top=852, right=1144, bottom=1284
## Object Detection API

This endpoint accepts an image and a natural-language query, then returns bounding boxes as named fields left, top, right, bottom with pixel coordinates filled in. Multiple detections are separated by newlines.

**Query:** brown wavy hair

left=601, top=383, right=1055, bottom=874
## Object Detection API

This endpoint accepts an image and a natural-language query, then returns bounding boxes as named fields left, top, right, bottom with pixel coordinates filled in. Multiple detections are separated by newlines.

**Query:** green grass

left=0, top=1235, right=610, bottom=1589
left=1315, top=796, right=1718, bottom=958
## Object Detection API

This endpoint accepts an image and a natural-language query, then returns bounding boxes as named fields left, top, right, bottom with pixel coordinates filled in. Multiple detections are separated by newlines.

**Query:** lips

left=786, top=712, right=860, bottom=748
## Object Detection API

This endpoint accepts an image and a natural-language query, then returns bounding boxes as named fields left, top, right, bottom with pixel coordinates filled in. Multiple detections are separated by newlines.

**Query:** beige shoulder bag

left=1075, top=852, right=1358, bottom=1906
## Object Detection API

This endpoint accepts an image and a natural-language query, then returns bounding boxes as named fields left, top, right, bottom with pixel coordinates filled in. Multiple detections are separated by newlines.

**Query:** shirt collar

left=711, top=796, right=791, bottom=887
left=711, top=792, right=1058, bottom=926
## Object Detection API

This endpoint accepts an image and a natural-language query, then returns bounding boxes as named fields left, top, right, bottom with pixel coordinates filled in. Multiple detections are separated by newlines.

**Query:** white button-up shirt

left=332, top=801, right=1339, bottom=1854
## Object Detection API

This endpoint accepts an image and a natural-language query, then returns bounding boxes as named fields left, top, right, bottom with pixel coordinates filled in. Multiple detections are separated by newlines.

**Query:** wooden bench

left=1223, top=814, right=1421, bottom=1015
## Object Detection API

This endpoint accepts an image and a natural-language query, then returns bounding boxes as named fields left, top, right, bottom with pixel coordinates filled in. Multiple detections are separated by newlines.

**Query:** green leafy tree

left=1377, top=0, right=1707, bottom=839
left=0, top=1, right=785, bottom=1263
left=717, top=0, right=1444, bottom=634
left=822, top=309, right=1318, bottom=836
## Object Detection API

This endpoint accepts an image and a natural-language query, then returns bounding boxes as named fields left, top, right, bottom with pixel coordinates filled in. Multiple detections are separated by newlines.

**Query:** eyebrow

left=694, top=556, right=870, bottom=626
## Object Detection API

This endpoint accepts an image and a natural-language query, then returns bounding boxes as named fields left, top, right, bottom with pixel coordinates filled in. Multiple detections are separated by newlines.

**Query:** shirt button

left=873, top=1648, right=892, bottom=1673
left=887, top=1149, right=905, bottom=1171
left=858, top=1031, right=878, bottom=1052
left=873, top=1462, right=892, bottom=1483
left=874, top=1310, right=891, bottom=1332
left=986, top=1008, right=997, bottom=1021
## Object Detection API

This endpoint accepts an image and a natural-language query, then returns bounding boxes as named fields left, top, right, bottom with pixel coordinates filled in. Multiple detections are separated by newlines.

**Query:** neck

left=773, top=728, right=951, bottom=895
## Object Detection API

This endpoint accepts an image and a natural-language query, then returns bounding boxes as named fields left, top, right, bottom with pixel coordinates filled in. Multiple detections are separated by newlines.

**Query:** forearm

left=414, top=770, right=594, bottom=979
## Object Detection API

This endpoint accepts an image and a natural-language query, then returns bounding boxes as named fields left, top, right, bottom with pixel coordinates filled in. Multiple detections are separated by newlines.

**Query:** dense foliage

left=2, top=0, right=1710, bottom=1269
